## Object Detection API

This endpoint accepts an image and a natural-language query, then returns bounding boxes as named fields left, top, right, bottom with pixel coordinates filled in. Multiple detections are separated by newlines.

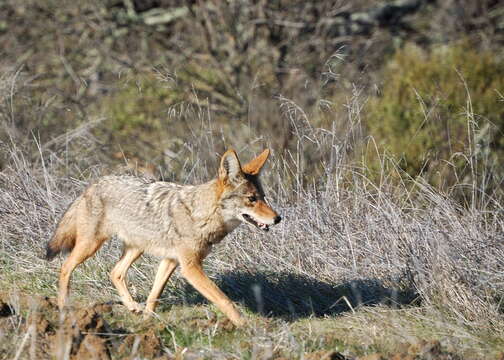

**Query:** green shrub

left=96, top=69, right=260, bottom=181
left=102, top=73, right=177, bottom=147
left=365, top=42, right=504, bottom=193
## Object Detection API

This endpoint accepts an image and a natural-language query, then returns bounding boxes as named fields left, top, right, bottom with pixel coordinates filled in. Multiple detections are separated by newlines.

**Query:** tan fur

left=46, top=149, right=281, bottom=326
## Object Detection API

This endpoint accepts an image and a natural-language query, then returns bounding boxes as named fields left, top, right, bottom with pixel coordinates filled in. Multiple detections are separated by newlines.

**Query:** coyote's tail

left=46, top=196, right=81, bottom=260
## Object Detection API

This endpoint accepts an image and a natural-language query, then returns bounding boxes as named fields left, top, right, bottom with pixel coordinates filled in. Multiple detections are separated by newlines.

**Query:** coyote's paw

left=142, top=308, right=156, bottom=320
left=126, top=302, right=144, bottom=313
left=230, top=315, right=246, bottom=328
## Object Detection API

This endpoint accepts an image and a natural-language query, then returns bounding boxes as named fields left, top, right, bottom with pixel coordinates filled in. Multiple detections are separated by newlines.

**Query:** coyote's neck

left=184, top=179, right=235, bottom=245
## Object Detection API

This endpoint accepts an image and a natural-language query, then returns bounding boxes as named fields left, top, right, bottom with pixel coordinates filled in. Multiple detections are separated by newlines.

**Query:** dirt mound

left=51, top=303, right=113, bottom=359
left=0, top=294, right=165, bottom=360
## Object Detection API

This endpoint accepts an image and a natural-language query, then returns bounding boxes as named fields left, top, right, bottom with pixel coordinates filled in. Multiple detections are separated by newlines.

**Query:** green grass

left=2, top=279, right=503, bottom=359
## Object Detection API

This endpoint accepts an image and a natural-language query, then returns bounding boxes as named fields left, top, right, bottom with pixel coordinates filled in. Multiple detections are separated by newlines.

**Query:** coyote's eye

left=248, top=195, right=257, bottom=203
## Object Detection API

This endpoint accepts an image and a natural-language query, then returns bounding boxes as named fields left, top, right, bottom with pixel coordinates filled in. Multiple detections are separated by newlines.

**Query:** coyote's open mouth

left=242, top=214, right=269, bottom=232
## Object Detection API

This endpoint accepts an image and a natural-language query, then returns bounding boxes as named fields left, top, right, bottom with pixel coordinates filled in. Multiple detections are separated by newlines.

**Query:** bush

left=365, top=42, right=504, bottom=195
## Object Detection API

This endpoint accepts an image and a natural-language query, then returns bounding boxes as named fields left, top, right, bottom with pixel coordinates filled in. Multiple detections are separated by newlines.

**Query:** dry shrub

left=1, top=76, right=503, bottom=336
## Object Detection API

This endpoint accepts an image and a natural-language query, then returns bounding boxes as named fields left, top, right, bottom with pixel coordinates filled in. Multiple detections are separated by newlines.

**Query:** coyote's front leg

left=144, top=258, right=178, bottom=314
left=180, top=254, right=245, bottom=327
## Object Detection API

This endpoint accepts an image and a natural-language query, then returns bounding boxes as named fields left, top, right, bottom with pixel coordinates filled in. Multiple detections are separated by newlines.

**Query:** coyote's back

left=47, top=149, right=281, bottom=326
left=47, top=176, right=150, bottom=257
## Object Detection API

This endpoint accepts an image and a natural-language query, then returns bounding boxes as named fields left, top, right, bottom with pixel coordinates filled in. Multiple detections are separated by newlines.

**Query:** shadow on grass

left=172, top=271, right=418, bottom=319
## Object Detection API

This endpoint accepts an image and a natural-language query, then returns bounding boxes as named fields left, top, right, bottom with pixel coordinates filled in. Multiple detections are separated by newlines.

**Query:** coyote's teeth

left=242, top=214, right=270, bottom=231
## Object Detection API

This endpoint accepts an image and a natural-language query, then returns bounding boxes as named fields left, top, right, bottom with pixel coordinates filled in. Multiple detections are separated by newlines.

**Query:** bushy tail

left=46, top=196, right=81, bottom=260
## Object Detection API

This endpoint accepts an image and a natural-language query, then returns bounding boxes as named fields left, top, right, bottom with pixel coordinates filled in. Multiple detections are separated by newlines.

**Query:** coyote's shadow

left=174, top=271, right=418, bottom=319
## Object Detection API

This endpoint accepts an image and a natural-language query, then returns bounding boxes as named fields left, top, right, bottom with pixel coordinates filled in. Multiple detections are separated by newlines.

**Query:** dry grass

left=1, top=73, right=504, bottom=359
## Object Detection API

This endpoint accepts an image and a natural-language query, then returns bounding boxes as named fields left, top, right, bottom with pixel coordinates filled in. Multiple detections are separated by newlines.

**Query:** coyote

left=46, top=149, right=281, bottom=326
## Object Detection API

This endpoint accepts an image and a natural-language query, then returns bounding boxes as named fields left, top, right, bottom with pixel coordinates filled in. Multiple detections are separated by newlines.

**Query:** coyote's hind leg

left=58, top=239, right=104, bottom=310
left=110, top=247, right=143, bottom=312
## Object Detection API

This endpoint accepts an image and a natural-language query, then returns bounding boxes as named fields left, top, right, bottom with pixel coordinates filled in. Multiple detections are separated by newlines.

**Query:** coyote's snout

left=47, top=149, right=280, bottom=326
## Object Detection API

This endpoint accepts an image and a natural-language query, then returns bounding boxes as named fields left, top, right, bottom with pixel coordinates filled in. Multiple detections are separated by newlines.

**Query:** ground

left=1, top=291, right=496, bottom=360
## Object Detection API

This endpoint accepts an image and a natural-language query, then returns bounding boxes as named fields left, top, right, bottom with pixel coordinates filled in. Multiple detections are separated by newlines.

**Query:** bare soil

left=0, top=294, right=165, bottom=360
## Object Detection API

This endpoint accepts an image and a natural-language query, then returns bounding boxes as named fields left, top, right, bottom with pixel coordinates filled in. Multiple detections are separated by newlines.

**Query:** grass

left=1, top=146, right=503, bottom=359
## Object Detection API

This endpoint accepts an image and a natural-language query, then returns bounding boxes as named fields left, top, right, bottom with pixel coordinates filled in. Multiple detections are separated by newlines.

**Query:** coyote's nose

left=274, top=215, right=282, bottom=224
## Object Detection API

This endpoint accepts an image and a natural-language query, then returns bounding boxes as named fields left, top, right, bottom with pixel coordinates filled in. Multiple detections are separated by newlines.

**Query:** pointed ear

left=219, top=149, right=243, bottom=182
left=242, top=149, right=270, bottom=175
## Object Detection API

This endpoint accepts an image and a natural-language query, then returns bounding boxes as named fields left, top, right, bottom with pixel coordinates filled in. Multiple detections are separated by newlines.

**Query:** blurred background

left=1, top=0, right=503, bottom=199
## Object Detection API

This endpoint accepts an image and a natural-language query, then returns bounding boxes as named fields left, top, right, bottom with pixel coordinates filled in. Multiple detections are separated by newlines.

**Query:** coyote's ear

left=242, top=149, right=270, bottom=175
left=219, top=149, right=243, bottom=183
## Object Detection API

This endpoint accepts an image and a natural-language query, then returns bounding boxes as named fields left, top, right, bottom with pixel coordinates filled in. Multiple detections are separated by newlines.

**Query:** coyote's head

left=217, top=149, right=281, bottom=232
